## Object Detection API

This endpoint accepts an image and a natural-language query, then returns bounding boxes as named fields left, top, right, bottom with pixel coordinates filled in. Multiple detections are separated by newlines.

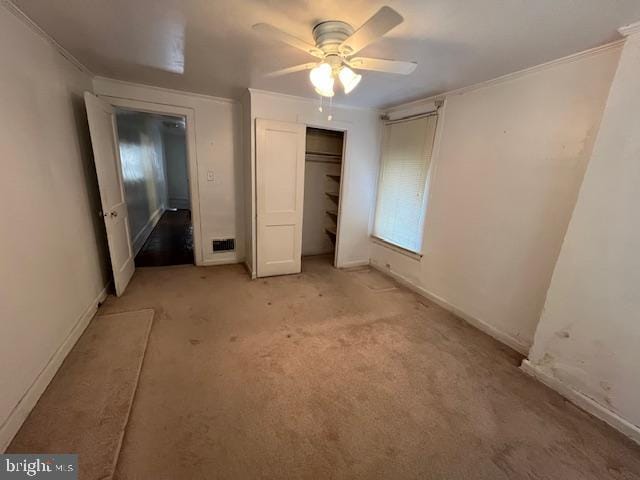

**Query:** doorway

left=253, top=119, right=348, bottom=278
left=114, top=110, right=193, bottom=267
left=302, top=127, right=345, bottom=268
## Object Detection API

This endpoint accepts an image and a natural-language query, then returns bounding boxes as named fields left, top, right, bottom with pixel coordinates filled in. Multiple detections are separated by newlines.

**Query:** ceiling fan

left=253, top=6, right=417, bottom=98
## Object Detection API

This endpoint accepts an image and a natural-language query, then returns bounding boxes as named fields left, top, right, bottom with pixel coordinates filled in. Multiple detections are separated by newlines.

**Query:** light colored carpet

left=90, top=256, right=640, bottom=480
left=8, top=309, right=154, bottom=480
left=347, top=266, right=399, bottom=291
left=11, top=256, right=640, bottom=479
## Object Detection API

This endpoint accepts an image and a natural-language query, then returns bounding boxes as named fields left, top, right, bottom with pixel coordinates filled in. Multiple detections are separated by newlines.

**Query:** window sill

left=370, top=236, right=423, bottom=261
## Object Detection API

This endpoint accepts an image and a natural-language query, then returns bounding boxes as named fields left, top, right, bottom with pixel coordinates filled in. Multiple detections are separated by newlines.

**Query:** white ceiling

left=11, top=0, right=640, bottom=108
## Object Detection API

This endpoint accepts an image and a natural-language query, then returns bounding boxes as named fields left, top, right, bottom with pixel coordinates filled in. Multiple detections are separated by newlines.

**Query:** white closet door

left=256, top=119, right=306, bottom=277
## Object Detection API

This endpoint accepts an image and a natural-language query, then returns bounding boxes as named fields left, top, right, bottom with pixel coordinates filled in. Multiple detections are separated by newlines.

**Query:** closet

left=302, top=127, right=344, bottom=262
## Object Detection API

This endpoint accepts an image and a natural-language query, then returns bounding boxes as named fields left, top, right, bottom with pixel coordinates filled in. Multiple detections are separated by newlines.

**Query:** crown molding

left=1, top=0, right=93, bottom=76
left=94, top=76, right=238, bottom=105
left=618, top=21, right=640, bottom=37
left=384, top=39, right=625, bottom=113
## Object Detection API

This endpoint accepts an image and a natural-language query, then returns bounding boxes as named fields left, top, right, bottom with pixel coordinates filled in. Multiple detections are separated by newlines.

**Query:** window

left=373, top=114, right=438, bottom=254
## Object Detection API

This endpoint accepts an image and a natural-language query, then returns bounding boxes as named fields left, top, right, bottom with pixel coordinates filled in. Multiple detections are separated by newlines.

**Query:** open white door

left=256, top=119, right=306, bottom=277
left=84, top=92, right=134, bottom=296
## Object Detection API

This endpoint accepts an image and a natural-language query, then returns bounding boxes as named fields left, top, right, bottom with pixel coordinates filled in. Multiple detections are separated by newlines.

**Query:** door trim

left=97, top=96, right=203, bottom=266
left=299, top=117, right=351, bottom=269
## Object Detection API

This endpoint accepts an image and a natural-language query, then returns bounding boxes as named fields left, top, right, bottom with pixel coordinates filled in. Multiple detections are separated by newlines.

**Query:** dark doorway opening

left=115, top=110, right=193, bottom=267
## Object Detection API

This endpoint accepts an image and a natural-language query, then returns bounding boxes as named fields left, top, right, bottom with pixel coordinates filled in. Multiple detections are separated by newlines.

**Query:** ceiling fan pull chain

left=328, top=96, right=333, bottom=121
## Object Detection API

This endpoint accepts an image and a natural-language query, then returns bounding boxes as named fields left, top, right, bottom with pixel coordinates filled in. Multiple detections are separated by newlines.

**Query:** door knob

left=110, top=211, right=118, bottom=218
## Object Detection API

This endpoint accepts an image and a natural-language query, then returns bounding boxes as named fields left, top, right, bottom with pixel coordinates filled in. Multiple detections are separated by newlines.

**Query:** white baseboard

left=521, top=360, right=640, bottom=445
left=243, top=260, right=256, bottom=279
left=201, top=257, right=241, bottom=267
left=0, top=284, right=110, bottom=452
left=132, top=207, right=164, bottom=256
left=370, top=260, right=531, bottom=356
left=339, top=259, right=370, bottom=269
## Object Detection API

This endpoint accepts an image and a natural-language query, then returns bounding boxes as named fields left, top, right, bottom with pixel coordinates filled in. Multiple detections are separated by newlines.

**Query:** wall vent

left=212, top=238, right=235, bottom=252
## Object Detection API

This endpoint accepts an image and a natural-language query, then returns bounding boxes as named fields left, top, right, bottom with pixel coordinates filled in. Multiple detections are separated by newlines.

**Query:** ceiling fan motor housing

left=312, top=21, right=355, bottom=57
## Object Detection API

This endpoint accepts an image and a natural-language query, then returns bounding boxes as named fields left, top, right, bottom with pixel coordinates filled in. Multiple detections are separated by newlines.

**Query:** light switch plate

left=207, top=171, right=214, bottom=182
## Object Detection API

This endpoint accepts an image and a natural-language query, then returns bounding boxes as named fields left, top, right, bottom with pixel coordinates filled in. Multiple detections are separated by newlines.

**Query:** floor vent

left=212, top=238, right=235, bottom=252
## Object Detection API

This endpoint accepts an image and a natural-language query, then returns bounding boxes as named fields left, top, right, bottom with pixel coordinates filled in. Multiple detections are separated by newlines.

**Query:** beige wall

left=0, top=6, right=109, bottom=449
left=370, top=44, right=622, bottom=353
left=526, top=32, right=640, bottom=442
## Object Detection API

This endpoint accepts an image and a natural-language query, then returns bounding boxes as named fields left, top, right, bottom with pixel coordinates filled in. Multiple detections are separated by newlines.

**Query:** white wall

left=247, top=89, right=381, bottom=274
left=163, top=129, right=190, bottom=210
left=116, top=112, right=168, bottom=254
left=93, top=77, right=244, bottom=266
left=370, top=44, right=622, bottom=353
left=526, top=31, right=640, bottom=442
left=0, top=5, right=109, bottom=450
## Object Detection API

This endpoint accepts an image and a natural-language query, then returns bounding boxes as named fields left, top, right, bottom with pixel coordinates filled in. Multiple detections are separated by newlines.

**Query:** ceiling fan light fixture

left=339, top=66, right=362, bottom=94
left=310, top=63, right=335, bottom=97
left=314, top=85, right=334, bottom=97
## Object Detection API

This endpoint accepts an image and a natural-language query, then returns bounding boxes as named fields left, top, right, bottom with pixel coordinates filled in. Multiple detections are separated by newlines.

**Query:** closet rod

left=382, top=110, right=438, bottom=125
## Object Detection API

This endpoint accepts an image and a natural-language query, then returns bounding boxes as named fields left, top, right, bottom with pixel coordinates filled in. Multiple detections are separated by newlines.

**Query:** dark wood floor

left=135, top=209, right=193, bottom=267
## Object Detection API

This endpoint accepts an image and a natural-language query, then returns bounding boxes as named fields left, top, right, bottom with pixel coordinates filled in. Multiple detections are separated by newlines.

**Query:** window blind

left=373, top=114, right=438, bottom=253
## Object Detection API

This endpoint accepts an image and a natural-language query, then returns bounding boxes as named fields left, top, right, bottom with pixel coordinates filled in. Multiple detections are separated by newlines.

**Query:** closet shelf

left=325, top=226, right=337, bottom=237
left=326, top=174, right=341, bottom=182
left=305, top=154, right=341, bottom=164
left=325, top=192, right=339, bottom=203
left=326, top=210, right=338, bottom=222
left=307, top=150, right=342, bottom=157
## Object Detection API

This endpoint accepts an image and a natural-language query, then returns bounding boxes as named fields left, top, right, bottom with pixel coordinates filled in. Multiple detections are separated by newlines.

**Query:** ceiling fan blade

left=252, top=23, right=324, bottom=58
left=348, top=57, right=417, bottom=75
left=265, top=62, right=318, bottom=77
left=339, top=6, right=403, bottom=56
